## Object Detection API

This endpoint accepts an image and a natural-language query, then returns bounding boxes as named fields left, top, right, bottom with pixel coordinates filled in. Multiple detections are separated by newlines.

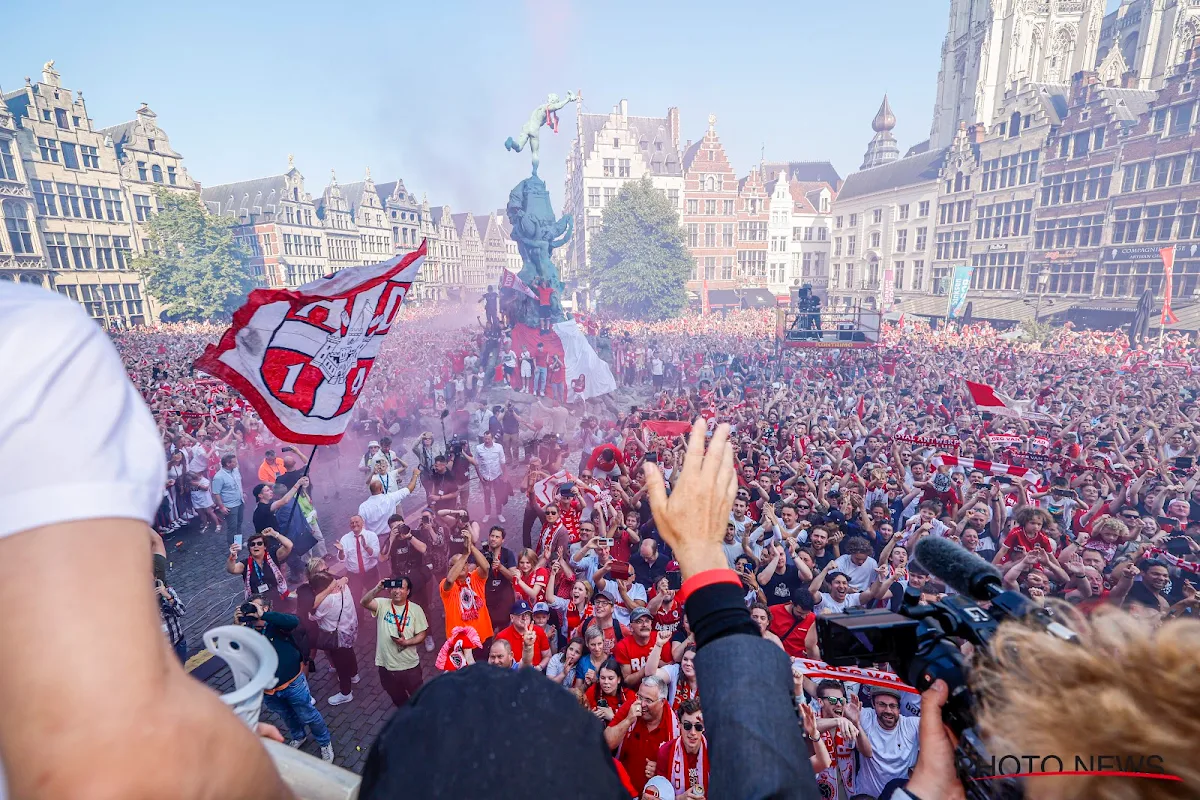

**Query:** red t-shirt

left=609, top=699, right=675, bottom=795
left=768, top=605, right=815, bottom=658
left=548, top=361, right=564, bottom=384
left=534, top=350, right=549, bottom=368
left=537, top=286, right=553, bottom=305
left=514, top=567, right=549, bottom=602
left=1002, top=526, right=1053, bottom=555
left=495, top=624, right=550, bottom=667
left=655, top=737, right=710, bottom=795
left=612, top=635, right=673, bottom=675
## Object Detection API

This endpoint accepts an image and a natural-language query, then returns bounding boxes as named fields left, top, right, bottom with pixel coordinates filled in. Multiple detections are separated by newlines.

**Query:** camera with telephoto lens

left=815, top=537, right=1079, bottom=800
left=237, top=602, right=260, bottom=625
left=449, top=435, right=465, bottom=456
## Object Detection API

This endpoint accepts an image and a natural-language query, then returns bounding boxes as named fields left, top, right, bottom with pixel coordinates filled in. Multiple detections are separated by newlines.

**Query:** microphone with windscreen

left=915, top=536, right=1078, bottom=643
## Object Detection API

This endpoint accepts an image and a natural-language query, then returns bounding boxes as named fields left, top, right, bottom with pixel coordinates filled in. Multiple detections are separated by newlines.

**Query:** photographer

left=239, top=595, right=335, bottom=762
left=383, top=515, right=432, bottom=608
left=361, top=576, right=428, bottom=707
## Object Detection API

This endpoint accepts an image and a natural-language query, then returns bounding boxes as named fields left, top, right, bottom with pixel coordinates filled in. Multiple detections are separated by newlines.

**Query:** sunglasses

left=249, top=541, right=266, bottom=548
left=821, top=696, right=846, bottom=705
left=680, top=721, right=705, bottom=732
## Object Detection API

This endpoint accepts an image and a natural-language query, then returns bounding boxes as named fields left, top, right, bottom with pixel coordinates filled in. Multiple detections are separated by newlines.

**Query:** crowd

left=112, top=300, right=1200, bottom=797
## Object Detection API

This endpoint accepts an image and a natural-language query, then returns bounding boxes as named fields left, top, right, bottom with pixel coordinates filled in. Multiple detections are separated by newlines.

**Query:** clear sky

left=1, top=0, right=1124, bottom=214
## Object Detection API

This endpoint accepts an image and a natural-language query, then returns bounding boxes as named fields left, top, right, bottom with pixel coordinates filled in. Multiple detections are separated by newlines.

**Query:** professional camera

left=448, top=435, right=465, bottom=456
left=237, top=602, right=260, bottom=626
left=815, top=537, right=1078, bottom=800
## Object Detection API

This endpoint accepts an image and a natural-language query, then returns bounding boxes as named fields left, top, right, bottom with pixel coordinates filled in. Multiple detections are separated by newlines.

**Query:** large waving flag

left=965, top=380, right=1053, bottom=424
left=195, top=244, right=425, bottom=444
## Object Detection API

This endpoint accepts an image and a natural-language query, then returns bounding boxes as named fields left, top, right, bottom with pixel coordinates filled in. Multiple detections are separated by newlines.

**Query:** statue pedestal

left=508, top=320, right=616, bottom=400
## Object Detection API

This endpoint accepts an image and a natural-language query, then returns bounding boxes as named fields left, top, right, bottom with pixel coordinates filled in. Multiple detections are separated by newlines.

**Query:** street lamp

left=1034, top=272, right=1050, bottom=323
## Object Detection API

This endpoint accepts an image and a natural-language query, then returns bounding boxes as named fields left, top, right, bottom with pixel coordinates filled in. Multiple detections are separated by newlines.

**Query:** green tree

left=132, top=190, right=255, bottom=321
left=585, top=175, right=693, bottom=321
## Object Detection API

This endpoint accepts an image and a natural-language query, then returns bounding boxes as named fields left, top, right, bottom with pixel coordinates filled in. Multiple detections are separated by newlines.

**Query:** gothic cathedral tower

left=929, top=0, right=1103, bottom=150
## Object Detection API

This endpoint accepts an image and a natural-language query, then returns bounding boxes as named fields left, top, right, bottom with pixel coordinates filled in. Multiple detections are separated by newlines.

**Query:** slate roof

left=375, top=179, right=415, bottom=207
left=1099, top=87, right=1157, bottom=123
left=475, top=214, right=495, bottom=241
left=201, top=175, right=289, bottom=217
left=837, top=147, right=948, bottom=202
left=430, top=206, right=450, bottom=228
left=760, top=161, right=842, bottom=188
left=98, top=119, right=137, bottom=146
left=682, top=140, right=703, bottom=172
left=451, top=211, right=474, bottom=239
left=578, top=111, right=682, bottom=176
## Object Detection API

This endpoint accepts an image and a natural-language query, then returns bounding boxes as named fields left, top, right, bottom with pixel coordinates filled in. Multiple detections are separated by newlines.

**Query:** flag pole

left=281, top=444, right=319, bottom=546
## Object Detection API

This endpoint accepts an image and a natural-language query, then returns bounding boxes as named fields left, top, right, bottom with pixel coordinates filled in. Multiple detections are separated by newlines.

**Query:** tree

left=133, top=190, right=255, bottom=321
left=585, top=175, right=693, bottom=321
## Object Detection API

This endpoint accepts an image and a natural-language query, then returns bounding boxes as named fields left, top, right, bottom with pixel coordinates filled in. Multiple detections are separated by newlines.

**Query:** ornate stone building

left=861, top=96, right=901, bottom=170
left=762, top=175, right=835, bottom=297
left=478, top=212, right=518, bottom=288
left=315, top=171, right=359, bottom=271
left=2, top=63, right=153, bottom=326
left=321, top=170, right=393, bottom=266
left=452, top=212, right=486, bottom=290
left=682, top=114, right=740, bottom=293
left=929, top=0, right=1104, bottom=150
left=1098, top=0, right=1200, bottom=91
left=735, top=165, right=769, bottom=292
left=562, top=99, right=685, bottom=287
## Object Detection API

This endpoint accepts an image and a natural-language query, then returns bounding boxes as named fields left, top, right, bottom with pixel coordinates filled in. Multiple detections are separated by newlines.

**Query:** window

left=44, top=231, right=68, bottom=268
left=1072, top=130, right=1090, bottom=158
left=722, top=224, right=734, bottom=247
left=588, top=187, right=600, bottom=208
left=894, top=261, right=905, bottom=288
left=974, top=199, right=1034, bottom=239
left=847, top=235, right=856, bottom=256
left=872, top=209, right=882, bottom=224
left=896, top=229, right=908, bottom=251
left=1035, top=214, right=1105, bottom=248
left=604, top=187, right=616, bottom=203
left=668, top=189, right=679, bottom=206
left=918, top=201, right=930, bottom=217
left=113, top=237, right=132, bottom=269
left=151, top=164, right=163, bottom=183
left=102, top=188, right=124, bottom=221
left=1170, top=102, right=1195, bottom=135
left=1041, top=165, right=1114, bottom=204
left=704, top=199, right=716, bottom=216
left=687, top=224, right=699, bottom=248
left=1121, top=161, right=1151, bottom=192
left=705, top=224, right=717, bottom=247
left=1168, top=155, right=1187, bottom=186
left=723, top=200, right=734, bottom=216
left=832, top=263, right=841, bottom=286
left=737, top=221, right=768, bottom=241
left=148, top=138, right=157, bottom=152
left=722, top=256, right=734, bottom=280
left=835, top=216, right=843, bottom=228
left=32, top=180, right=57, bottom=216
left=1153, top=109, right=1168, bottom=132
left=704, top=256, right=716, bottom=280
left=915, top=227, right=927, bottom=251
left=834, top=237, right=842, bottom=256
left=736, top=250, right=766, bottom=276
left=618, top=159, right=630, bottom=178
left=37, top=137, right=59, bottom=163
left=54, top=108, right=69, bottom=129
left=1092, top=127, right=1105, bottom=151
left=1142, top=204, right=1177, bottom=242
left=94, top=235, right=114, bottom=269
left=849, top=213, right=858, bottom=226
left=818, top=228, right=828, bottom=241
left=898, top=204, right=910, bottom=221
left=80, top=144, right=100, bottom=169
left=912, top=260, right=924, bottom=291
left=804, top=227, right=814, bottom=241
left=56, top=183, right=81, bottom=218
left=603, top=158, right=615, bottom=177
left=687, top=199, right=698, bottom=214
left=69, top=233, right=93, bottom=269
left=134, top=195, right=152, bottom=222
left=80, top=186, right=102, bottom=219
left=137, top=161, right=147, bottom=181
left=0, top=140, right=15, bottom=181
left=870, top=231, right=881, bottom=248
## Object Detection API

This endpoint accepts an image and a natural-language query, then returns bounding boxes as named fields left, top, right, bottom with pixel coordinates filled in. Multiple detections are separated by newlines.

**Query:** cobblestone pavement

left=174, top=381, right=647, bottom=773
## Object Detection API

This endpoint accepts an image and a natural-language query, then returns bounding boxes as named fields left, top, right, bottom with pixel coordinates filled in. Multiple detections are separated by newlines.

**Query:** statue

left=501, top=90, right=578, bottom=329
left=504, top=91, right=579, bottom=177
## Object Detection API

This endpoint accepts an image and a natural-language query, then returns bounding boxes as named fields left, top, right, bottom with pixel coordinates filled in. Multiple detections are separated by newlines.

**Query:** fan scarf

left=667, top=735, right=708, bottom=795
left=929, top=454, right=1032, bottom=480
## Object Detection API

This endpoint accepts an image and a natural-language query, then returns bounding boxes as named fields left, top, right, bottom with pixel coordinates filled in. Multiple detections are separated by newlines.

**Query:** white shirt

left=0, top=284, right=165, bottom=542
left=600, top=580, right=647, bottom=627
left=855, top=708, right=920, bottom=797
left=832, top=554, right=880, bottom=592
left=815, top=591, right=862, bottom=615
left=338, top=530, right=381, bottom=574
left=473, top=441, right=506, bottom=482
left=310, top=586, right=359, bottom=649
left=357, top=487, right=412, bottom=536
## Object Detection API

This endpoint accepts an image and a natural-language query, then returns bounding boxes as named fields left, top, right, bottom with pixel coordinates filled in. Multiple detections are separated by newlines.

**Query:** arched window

left=3, top=200, right=33, bottom=254
left=151, top=164, right=163, bottom=183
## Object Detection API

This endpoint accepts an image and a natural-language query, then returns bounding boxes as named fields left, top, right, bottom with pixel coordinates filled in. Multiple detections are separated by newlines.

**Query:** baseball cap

left=510, top=599, right=532, bottom=616
left=592, top=592, right=614, bottom=605
left=629, top=607, right=653, bottom=622
left=642, top=777, right=674, bottom=799
left=532, top=602, right=550, bottom=615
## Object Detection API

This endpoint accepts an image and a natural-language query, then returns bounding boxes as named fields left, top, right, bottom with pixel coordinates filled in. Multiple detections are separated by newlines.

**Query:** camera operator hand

left=905, top=680, right=967, bottom=800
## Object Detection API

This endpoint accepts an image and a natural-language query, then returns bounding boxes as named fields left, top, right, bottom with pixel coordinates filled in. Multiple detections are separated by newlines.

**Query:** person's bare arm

left=0, top=520, right=293, bottom=798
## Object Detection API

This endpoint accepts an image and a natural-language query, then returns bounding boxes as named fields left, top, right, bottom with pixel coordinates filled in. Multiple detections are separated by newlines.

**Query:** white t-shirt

left=0, top=284, right=166, bottom=541
left=855, top=708, right=921, bottom=797
left=832, top=554, right=879, bottom=592
left=600, top=580, right=647, bottom=627
left=815, top=591, right=862, bottom=615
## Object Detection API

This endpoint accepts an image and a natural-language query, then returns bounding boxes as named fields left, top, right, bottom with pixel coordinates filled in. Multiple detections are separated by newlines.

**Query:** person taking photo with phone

left=361, top=576, right=428, bottom=707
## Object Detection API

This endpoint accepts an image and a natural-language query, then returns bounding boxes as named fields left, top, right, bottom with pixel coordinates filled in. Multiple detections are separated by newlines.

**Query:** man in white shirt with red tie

left=336, top=515, right=381, bottom=619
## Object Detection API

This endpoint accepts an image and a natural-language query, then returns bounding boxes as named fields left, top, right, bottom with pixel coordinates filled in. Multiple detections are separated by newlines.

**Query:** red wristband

left=678, top=569, right=742, bottom=606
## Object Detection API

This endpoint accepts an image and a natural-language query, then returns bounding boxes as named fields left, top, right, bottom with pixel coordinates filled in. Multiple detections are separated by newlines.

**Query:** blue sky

left=2, top=0, right=1124, bottom=213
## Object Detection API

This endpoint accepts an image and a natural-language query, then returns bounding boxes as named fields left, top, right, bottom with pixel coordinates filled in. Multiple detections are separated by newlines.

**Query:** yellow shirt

left=370, top=598, right=428, bottom=672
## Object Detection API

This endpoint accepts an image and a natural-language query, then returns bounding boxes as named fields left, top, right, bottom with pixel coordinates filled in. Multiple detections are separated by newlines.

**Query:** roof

left=375, top=179, right=416, bottom=208
left=475, top=214, right=496, bottom=240
left=201, top=174, right=289, bottom=216
left=789, top=181, right=818, bottom=213
left=98, top=120, right=137, bottom=146
left=682, top=140, right=703, bottom=171
left=451, top=211, right=474, bottom=239
left=903, top=140, right=931, bottom=158
left=578, top=111, right=682, bottom=176
left=3, top=90, right=30, bottom=122
left=335, top=181, right=368, bottom=213
left=760, top=161, right=842, bottom=188
left=430, top=206, right=450, bottom=228
left=1098, top=86, right=1157, bottom=123
left=837, top=147, right=948, bottom=202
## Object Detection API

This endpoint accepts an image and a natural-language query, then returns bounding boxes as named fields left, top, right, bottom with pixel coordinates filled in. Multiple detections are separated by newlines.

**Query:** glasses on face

left=680, top=721, right=705, bottom=732
left=821, top=696, right=846, bottom=705
left=249, top=541, right=265, bottom=549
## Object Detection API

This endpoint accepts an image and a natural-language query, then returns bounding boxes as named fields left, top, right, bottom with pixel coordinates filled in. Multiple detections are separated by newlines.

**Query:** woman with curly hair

left=992, top=505, right=1055, bottom=565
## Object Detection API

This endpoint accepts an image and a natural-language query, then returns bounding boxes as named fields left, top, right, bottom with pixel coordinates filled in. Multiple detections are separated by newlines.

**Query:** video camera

left=448, top=434, right=466, bottom=456
left=816, top=537, right=1078, bottom=800
left=237, top=602, right=261, bottom=626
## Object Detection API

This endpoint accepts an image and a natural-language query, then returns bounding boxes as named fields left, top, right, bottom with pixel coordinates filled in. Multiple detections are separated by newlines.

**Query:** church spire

left=861, top=95, right=900, bottom=170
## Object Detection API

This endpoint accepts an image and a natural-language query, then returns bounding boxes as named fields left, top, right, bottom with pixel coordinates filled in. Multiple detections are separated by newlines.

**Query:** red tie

left=356, top=534, right=366, bottom=574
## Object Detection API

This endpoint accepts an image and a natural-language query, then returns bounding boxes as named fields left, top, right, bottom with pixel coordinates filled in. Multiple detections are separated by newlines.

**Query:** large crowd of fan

left=116, top=303, right=1200, bottom=797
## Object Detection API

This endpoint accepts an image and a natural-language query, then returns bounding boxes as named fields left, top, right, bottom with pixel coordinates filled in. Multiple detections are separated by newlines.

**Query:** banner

left=195, top=244, right=425, bottom=444
left=881, top=267, right=895, bottom=313
left=792, top=658, right=917, bottom=694
left=1161, top=246, right=1179, bottom=325
left=499, top=268, right=537, bottom=300
left=946, top=265, right=973, bottom=319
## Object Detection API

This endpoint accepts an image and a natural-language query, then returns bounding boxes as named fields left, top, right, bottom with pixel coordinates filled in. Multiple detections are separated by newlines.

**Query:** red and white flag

left=929, top=454, right=1036, bottom=481
left=499, top=268, right=537, bottom=300
left=195, top=244, right=425, bottom=444
left=1161, top=246, right=1179, bottom=325
left=965, top=380, right=1053, bottom=423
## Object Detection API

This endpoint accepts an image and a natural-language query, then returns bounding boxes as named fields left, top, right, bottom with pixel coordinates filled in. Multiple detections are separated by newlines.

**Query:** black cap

left=359, top=667, right=629, bottom=799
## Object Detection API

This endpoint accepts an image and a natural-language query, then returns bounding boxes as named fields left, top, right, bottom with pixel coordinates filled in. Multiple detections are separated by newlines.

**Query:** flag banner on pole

left=499, top=268, right=537, bottom=300
left=195, top=243, right=426, bottom=445
left=965, top=380, right=1054, bottom=423
left=643, top=420, right=693, bottom=438
left=945, top=266, right=973, bottom=319
left=1161, top=246, right=1179, bottom=325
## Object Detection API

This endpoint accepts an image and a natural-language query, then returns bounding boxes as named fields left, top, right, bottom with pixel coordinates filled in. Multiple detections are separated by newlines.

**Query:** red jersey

left=1002, top=526, right=1053, bottom=555
left=494, top=624, right=550, bottom=667
left=537, top=286, right=553, bottom=305
left=612, top=635, right=673, bottom=674
left=514, top=567, right=549, bottom=602
left=610, top=698, right=676, bottom=795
